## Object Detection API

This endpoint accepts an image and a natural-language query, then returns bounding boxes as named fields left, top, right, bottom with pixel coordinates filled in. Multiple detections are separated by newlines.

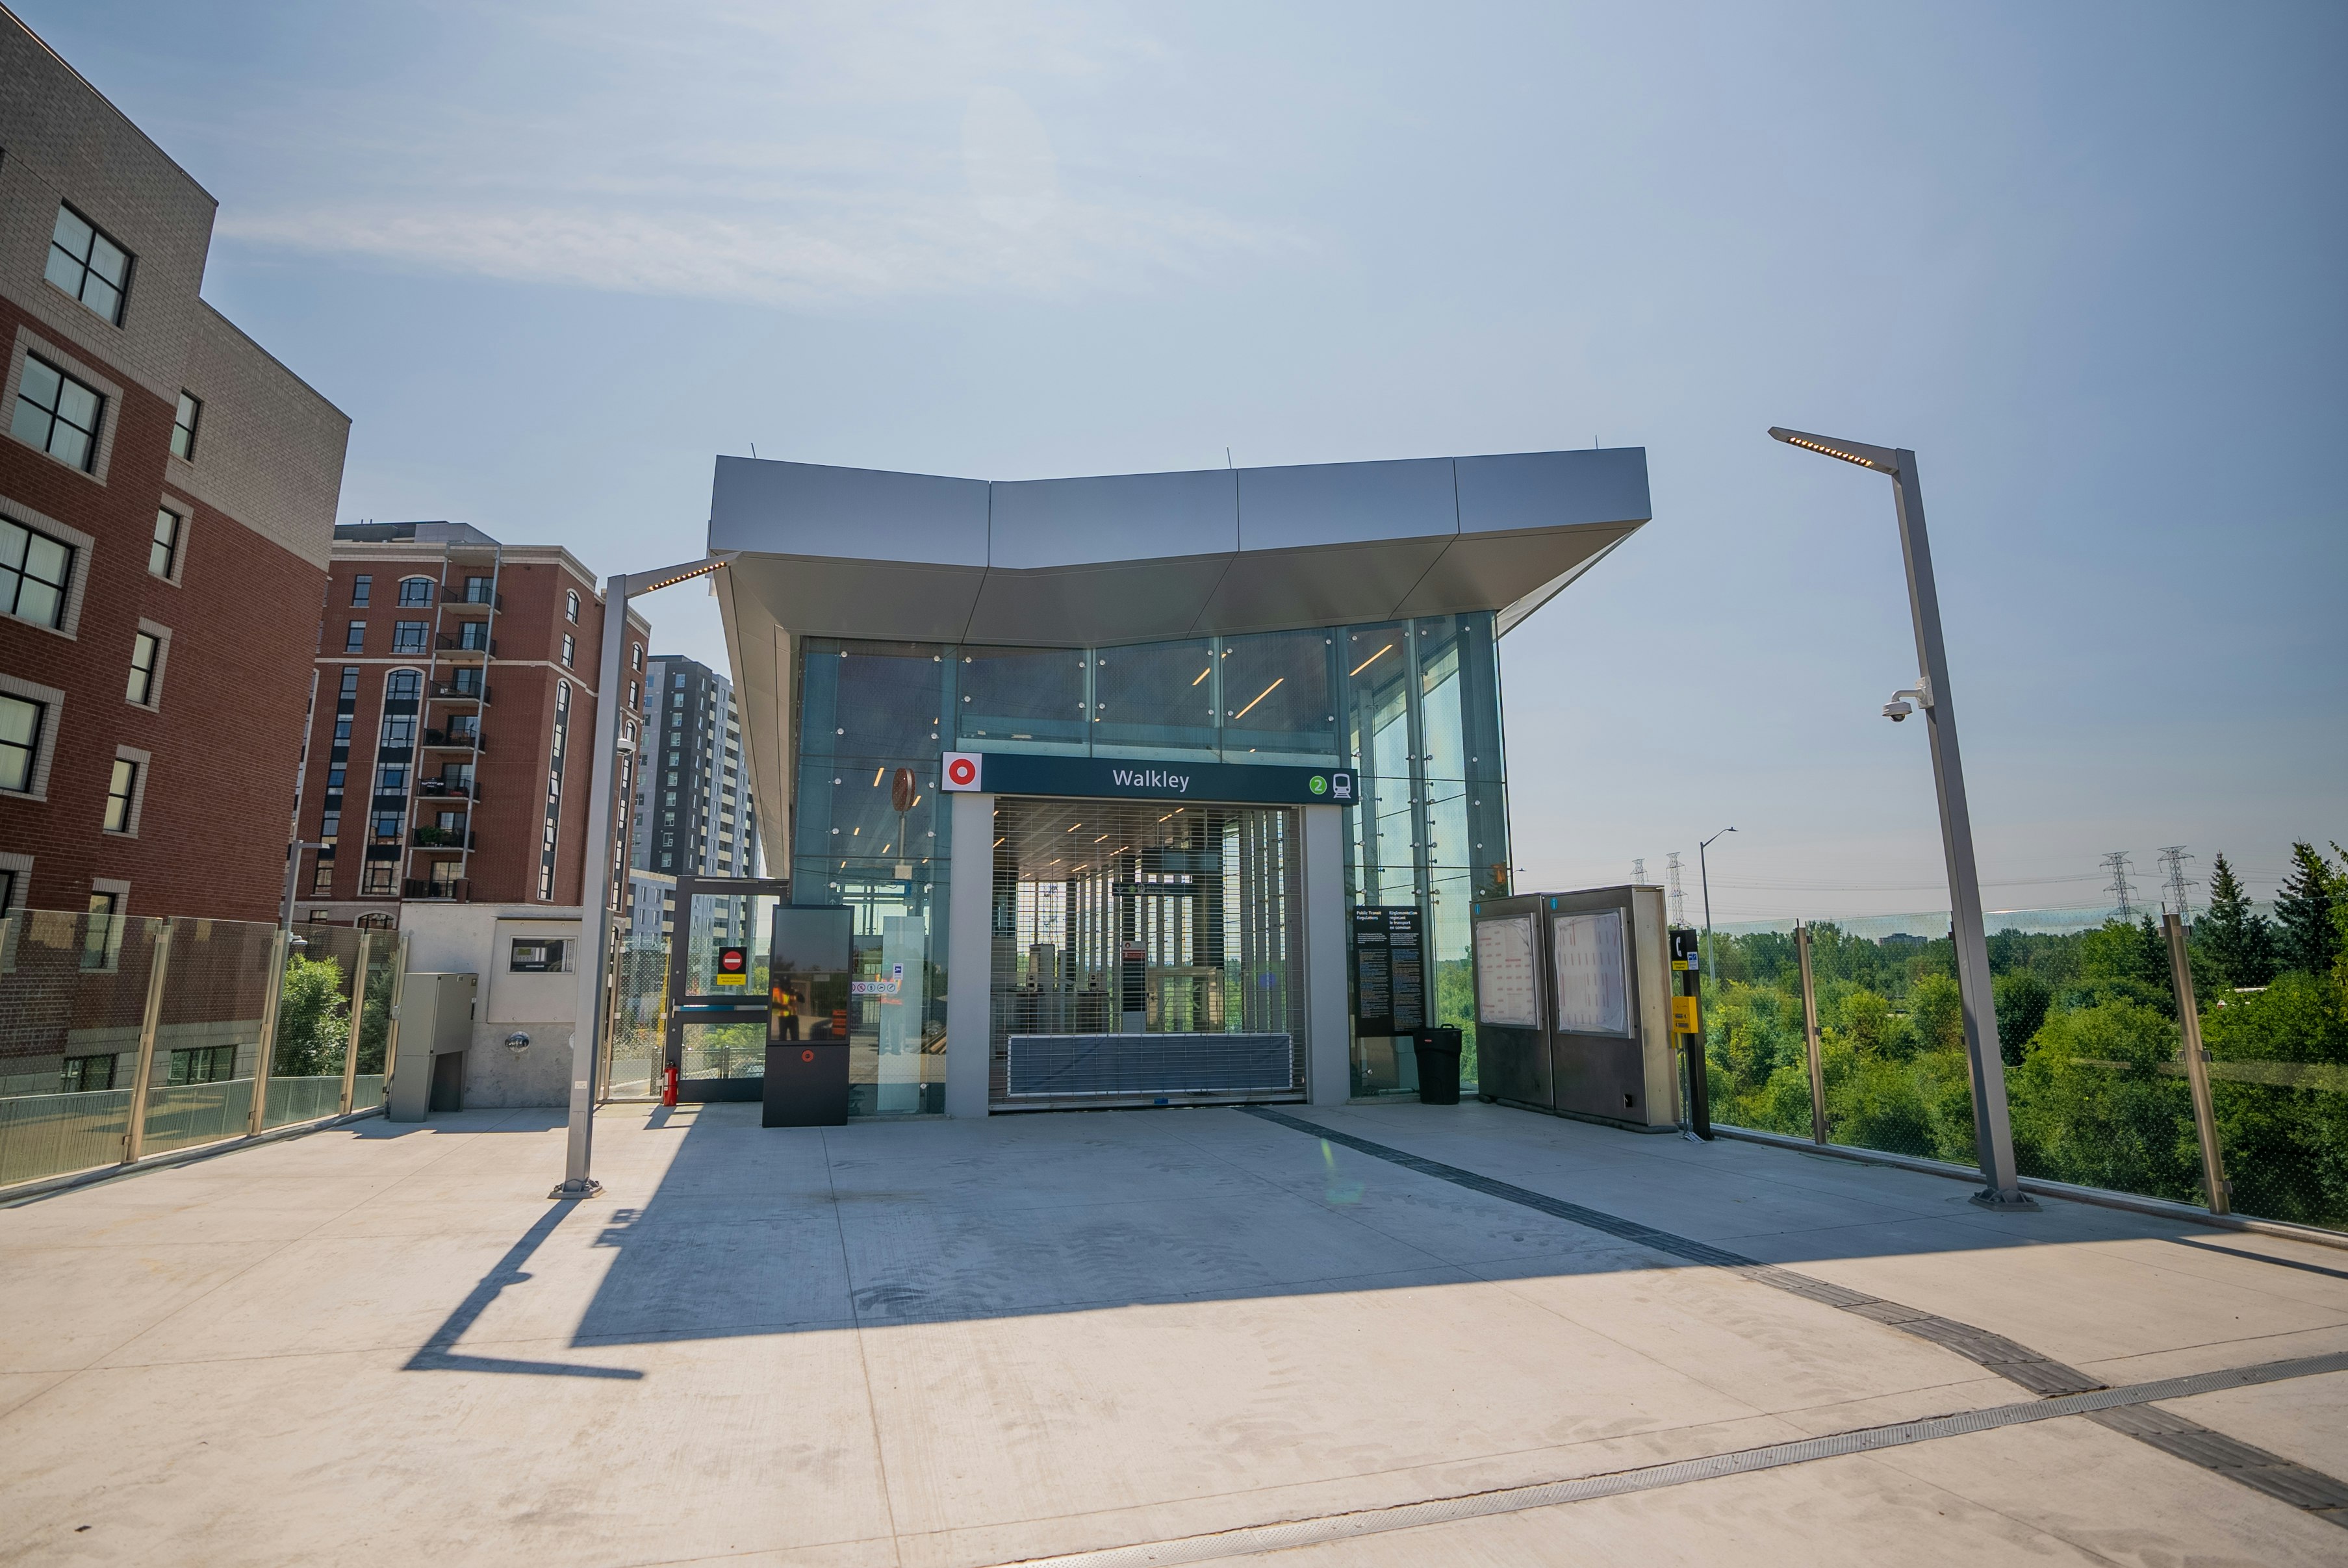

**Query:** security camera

left=1883, top=680, right=1930, bottom=723
left=1883, top=700, right=1913, bottom=722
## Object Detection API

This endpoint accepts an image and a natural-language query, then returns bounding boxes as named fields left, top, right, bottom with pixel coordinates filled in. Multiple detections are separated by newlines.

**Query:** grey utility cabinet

left=388, top=972, right=478, bottom=1122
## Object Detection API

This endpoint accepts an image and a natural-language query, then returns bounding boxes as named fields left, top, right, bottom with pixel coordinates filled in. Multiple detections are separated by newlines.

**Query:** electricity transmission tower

left=1666, top=852, right=1687, bottom=926
left=1631, top=857, right=1648, bottom=887
left=2101, top=851, right=2138, bottom=921
left=2157, top=846, right=2197, bottom=922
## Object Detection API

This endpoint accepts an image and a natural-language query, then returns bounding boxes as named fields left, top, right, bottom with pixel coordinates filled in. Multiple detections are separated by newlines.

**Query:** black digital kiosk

left=763, top=905, right=855, bottom=1127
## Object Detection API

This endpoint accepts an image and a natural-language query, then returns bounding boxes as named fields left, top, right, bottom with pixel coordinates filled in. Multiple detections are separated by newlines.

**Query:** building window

left=0, top=518, right=74, bottom=629
left=171, top=392, right=201, bottom=460
left=345, top=621, right=366, bottom=651
left=398, top=577, right=433, bottom=607
left=103, top=757, right=138, bottom=832
left=311, top=859, right=335, bottom=894
left=333, top=715, right=352, bottom=744
left=386, top=669, right=422, bottom=702
left=61, top=1054, right=114, bottom=1093
left=325, top=765, right=346, bottom=790
left=376, top=761, right=409, bottom=793
left=0, top=694, right=45, bottom=792
left=565, top=590, right=580, bottom=624
left=561, top=633, right=576, bottom=669
left=126, top=631, right=161, bottom=705
left=380, top=712, right=415, bottom=746
left=631, top=644, right=643, bottom=671
left=81, top=891, right=121, bottom=970
left=340, top=666, right=361, bottom=700
left=166, top=1045, right=236, bottom=1085
left=351, top=574, right=372, bottom=607
left=392, top=620, right=429, bottom=653
left=462, top=575, right=492, bottom=604
left=45, top=205, right=133, bottom=325
left=372, top=811, right=403, bottom=841
left=628, top=679, right=639, bottom=709
left=150, top=508, right=183, bottom=579
left=11, top=356, right=104, bottom=472
left=361, top=863, right=394, bottom=896
left=321, top=809, right=341, bottom=837
left=538, top=681, right=571, bottom=899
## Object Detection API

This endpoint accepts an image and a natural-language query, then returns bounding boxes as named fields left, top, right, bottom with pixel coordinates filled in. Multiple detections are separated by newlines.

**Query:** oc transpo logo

left=941, top=752, right=982, bottom=790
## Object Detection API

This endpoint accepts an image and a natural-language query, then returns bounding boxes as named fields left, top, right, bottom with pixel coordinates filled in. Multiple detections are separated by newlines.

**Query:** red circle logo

left=719, top=948, right=744, bottom=972
left=946, top=755, right=978, bottom=787
left=801, top=1050, right=814, bottom=1063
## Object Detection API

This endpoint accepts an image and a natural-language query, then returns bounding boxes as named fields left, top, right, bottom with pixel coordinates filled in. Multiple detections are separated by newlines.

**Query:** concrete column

left=946, top=790, right=995, bottom=1118
left=1301, top=803, right=1350, bottom=1107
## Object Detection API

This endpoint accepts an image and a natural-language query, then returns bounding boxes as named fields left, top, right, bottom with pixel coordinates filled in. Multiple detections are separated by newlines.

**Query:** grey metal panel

left=1394, top=524, right=1635, bottom=620
left=965, top=555, right=1232, bottom=646
left=989, top=468, right=1238, bottom=569
left=1238, top=457, right=1459, bottom=553
left=1193, top=539, right=1449, bottom=637
left=708, top=456, right=989, bottom=566
left=1454, top=448, right=1651, bottom=535
left=727, top=555, right=987, bottom=644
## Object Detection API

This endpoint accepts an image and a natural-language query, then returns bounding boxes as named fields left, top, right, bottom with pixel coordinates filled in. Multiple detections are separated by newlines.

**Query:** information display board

left=1351, top=907, right=1425, bottom=1035
left=1474, top=915, right=1539, bottom=1028
left=1550, top=909, right=1629, bottom=1036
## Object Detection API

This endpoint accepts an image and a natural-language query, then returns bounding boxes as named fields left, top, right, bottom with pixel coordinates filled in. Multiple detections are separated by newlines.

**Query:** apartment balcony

left=409, top=826, right=477, bottom=850
left=417, top=779, right=478, bottom=800
left=443, top=590, right=502, bottom=613
left=420, top=729, right=485, bottom=751
left=435, top=633, right=498, bottom=658
left=400, top=877, right=472, bottom=901
left=429, top=681, right=491, bottom=704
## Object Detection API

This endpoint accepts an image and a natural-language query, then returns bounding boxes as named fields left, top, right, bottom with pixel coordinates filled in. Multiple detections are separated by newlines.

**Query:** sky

left=27, top=0, right=2344, bottom=922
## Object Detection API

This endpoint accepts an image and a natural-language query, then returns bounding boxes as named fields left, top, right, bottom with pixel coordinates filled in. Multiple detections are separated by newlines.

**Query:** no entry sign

left=715, top=946, right=747, bottom=986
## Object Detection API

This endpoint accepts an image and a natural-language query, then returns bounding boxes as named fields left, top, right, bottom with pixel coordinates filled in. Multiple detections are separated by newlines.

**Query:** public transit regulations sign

left=938, top=750, right=1353, bottom=807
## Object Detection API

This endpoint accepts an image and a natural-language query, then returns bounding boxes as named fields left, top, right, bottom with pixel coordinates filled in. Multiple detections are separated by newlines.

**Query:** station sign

left=939, top=750, right=1355, bottom=807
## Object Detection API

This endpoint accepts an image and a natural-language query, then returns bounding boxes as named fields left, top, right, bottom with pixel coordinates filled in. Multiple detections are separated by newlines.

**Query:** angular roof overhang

left=709, top=447, right=1650, bottom=872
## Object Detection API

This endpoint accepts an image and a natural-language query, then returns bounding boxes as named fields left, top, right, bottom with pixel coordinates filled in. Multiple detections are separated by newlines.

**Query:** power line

left=2101, top=850, right=2137, bottom=922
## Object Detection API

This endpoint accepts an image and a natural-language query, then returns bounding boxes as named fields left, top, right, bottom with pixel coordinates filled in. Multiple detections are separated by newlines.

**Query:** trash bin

left=1412, top=1026, right=1463, bottom=1105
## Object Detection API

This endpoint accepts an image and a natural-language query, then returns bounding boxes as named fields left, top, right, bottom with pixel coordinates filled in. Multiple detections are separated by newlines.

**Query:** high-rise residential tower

left=630, top=653, right=759, bottom=944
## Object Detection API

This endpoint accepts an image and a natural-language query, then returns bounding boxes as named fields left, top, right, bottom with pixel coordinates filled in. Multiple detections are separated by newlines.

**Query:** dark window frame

left=45, top=203, right=134, bottom=326
left=0, top=516, right=75, bottom=629
left=170, top=391, right=201, bottom=461
left=10, top=355, right=105, bottom=473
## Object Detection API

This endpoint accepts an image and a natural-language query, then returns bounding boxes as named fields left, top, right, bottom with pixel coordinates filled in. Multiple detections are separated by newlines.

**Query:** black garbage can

left=1412, top=1026, right=1463, bottom=1105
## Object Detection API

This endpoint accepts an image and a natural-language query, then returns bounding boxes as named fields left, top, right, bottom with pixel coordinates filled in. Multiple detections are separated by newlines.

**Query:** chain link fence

left=1698, top=857, right=2347, bottom=1232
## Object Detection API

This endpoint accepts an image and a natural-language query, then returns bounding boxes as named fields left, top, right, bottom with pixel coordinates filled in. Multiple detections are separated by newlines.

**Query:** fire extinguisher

left=661, top=1063, right=678, bottom=1107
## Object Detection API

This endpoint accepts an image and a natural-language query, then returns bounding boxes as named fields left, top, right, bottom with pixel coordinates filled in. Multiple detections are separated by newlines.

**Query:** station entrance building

left=702, top=449, right=1650, bottom=1117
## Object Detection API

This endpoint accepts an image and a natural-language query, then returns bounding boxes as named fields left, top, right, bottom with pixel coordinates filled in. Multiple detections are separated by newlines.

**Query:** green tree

left=2199, top=853, right=2276, bottom=989
left=272, top=952, right=351, bottom=1077
left=2275, top=842, right=2342, bottom=978
left=1993, top=972, right=2051, bottom=1065
left=1908, top=972, right=1967, bottom=1055
left=2006, top=1000, right=2198, bottom=1202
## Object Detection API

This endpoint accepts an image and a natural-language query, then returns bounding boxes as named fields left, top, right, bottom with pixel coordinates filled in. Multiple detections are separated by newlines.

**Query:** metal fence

left=1698, top=901, right=2347, bottom=1232
left=0, top=910, right=406, bottom=1193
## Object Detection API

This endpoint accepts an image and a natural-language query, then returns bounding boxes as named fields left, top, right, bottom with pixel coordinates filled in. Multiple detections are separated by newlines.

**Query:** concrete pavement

left=3, top=1098, right=2343, bottom=1565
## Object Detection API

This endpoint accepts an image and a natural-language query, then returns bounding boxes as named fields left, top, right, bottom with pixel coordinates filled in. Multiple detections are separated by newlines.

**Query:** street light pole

left=554, top=553, right=731, bottom=1200
left=1698, top=826, right=1734, bottom=987
left=1769, top=427, right=2032, bottom=1209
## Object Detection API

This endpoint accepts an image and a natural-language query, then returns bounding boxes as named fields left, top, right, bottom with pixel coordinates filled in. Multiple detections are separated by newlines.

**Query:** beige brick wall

left=178, top=307, right=348, bottom=569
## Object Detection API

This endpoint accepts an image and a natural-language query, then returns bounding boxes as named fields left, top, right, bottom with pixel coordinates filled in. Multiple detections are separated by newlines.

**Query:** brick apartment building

left=291, top=522, right=648, bottom=927
left=0, top=10, right=350, bottom=926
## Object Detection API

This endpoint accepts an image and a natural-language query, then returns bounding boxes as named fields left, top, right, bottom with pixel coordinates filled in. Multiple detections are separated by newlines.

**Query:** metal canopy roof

left=708, top=447, right=1650, bottom=650
left=709, top=447, right=1650, bottom=874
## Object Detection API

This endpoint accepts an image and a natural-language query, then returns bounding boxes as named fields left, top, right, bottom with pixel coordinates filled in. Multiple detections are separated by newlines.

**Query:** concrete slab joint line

left=989, top=1352, right=2348, bottom=1568
left=1238, top=1107, right=2348, bottom=1530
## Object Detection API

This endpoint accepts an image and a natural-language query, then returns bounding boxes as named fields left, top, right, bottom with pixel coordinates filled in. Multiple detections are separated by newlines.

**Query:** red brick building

left=0, top=12, right=349, bottom=926
left=291, top=523, right=649, bottom=926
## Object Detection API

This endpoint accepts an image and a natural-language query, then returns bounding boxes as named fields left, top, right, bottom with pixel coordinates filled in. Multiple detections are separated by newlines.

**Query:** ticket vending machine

left=763, top=905, right=854, bottom=1127
left=1470, top=885, right=1679, bottom=1131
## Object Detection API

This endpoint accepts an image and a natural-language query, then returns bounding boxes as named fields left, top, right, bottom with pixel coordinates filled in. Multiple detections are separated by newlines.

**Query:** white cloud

left=209, top=0, right=1300, bottom=306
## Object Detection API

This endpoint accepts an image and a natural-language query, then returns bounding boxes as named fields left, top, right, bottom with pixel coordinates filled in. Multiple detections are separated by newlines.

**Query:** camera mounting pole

left=1769, top=427, right=2032, bottom=1210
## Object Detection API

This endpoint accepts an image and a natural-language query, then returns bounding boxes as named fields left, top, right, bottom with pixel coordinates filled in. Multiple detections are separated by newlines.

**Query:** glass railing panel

left=0, top=912, right=162, bottom=1186
left=2202, top=971, right=2348, bottom=1229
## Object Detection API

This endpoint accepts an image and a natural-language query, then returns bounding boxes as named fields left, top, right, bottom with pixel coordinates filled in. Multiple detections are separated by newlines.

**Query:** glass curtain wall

left=792, top=612, right=1510, bottom=1115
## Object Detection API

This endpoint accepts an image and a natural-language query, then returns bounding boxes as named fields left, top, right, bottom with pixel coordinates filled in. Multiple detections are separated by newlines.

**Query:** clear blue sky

left=31, top=0, right=2343, bottom=920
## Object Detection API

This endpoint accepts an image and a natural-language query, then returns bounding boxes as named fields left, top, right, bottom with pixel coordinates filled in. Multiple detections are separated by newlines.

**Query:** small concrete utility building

left=699, top=449, right=1650, bottom=1117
